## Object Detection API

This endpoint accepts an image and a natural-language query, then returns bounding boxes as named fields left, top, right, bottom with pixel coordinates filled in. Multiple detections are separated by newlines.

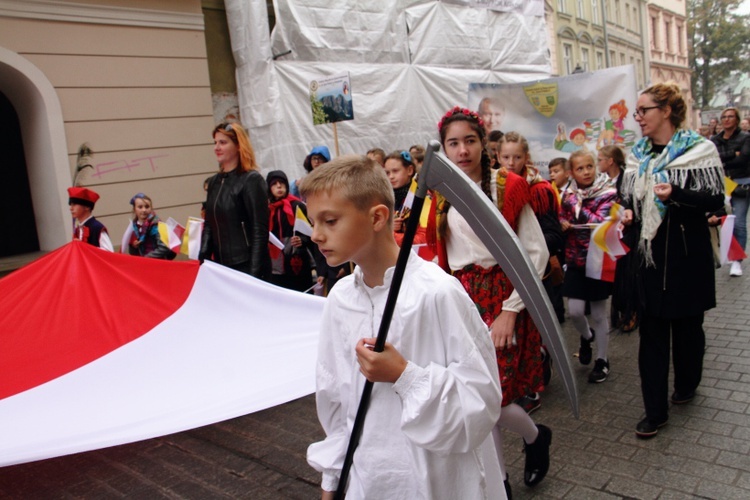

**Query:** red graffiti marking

left=91, top=154, right=168, bottom=179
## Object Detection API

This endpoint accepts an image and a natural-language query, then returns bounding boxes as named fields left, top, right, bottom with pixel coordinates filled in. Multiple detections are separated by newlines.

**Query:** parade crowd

left=65, top=82, right=749, bottom=499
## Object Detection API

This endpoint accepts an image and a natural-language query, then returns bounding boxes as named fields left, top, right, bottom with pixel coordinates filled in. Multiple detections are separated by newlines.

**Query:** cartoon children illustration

left=597, top=99, right=629, bottom=148
left=554, top=123, right=588, bottom=153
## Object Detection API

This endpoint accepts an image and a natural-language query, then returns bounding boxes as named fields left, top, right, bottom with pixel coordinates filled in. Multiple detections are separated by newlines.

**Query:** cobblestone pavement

left=1, top=264, right=749, bottom=499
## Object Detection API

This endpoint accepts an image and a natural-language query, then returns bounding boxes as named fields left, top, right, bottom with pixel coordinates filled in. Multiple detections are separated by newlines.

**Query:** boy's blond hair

left=300, top=154, right=395, bottom=215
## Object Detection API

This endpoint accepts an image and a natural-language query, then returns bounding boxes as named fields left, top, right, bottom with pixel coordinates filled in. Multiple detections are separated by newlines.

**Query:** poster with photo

left=309, top=73, right=354, bottom=125
left=468, top=66, right=640, bottom=175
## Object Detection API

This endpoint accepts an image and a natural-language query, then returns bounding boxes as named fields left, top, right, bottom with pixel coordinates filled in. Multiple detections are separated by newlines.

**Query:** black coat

left=200, top=169, right=271, bottom=280
left=637, top=184, right=724, bottom=318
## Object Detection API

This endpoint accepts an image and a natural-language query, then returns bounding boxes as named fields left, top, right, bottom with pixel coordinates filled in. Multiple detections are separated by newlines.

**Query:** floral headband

left=437, top=106, right=485, bottom=132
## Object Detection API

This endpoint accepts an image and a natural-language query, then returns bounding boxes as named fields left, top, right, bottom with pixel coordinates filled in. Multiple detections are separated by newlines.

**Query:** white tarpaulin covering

left=226, top=0, right=549, bottom=181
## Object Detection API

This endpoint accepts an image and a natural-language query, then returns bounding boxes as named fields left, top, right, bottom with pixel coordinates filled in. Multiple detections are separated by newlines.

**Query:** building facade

left=547, top=0, right=649, bottom=89
left=0, top=0, right=216, bottom=257
left=646, top=0, right=693, bottom=127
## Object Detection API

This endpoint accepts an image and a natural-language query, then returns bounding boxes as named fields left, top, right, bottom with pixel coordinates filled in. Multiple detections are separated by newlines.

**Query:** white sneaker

left=730, top=261, right=743, bottom=277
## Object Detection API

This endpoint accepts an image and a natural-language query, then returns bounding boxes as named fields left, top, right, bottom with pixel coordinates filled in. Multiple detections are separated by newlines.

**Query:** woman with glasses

left=710, top=107, right=750, bottom=277
left=200, top=122, right=271, bottom=279
left=620, top=83, right=725, bottom=439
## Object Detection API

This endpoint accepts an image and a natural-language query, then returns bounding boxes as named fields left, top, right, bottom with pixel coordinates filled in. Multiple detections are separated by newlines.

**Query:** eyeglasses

left=632, top=106, right=661, bottom=119
left=720, top=115, right=737, bottom=120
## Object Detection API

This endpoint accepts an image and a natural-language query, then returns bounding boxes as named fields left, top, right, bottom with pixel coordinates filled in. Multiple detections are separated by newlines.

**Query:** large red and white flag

left=0, top=242, right=324, bottom=467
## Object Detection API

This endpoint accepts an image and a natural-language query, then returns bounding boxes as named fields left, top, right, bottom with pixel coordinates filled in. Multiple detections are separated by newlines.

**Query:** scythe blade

left=421, top=141, right=579, bottom=418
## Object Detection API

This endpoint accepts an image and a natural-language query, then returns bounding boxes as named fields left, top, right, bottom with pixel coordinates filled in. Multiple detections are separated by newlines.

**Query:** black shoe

left=635, top=417, right=668, bottom=439
left=523, top=424, right=552, bottom=487
left=578, top=329, right=595, bottom=365
left=515, top=393, right=541, bottom=414
left=504, top=474, right=512, bottom=500
left=670, top=390, right=695, bottom=405
left=588, top=358, right=610, bottom=383
left=541, top=346, right=553, bottom=386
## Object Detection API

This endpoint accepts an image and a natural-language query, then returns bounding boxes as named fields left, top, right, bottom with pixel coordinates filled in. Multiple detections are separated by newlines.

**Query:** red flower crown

left=437, top=106, right=485, bottom=132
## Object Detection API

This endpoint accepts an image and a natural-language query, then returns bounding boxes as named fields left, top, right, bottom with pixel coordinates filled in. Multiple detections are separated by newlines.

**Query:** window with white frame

left=651, top=16, right=659, bottom=49
left=625, top=2, right=630, bottom=29
left=677, top=24, right=684, bottom=55
left=636, top=58, right=642, bottom=86
left=592, top=0, right=600, bottom=24
left=596, top=51, right=604, bottom=69
left=665, top=20, right=672, bottom=52
left=563, top=43, right=574, bottom=74
left=558, top=0, right=567, bottom=14
left=581, top=48, right=590, bottom=71
left=577, top=0, right=584, bottom=18
left=615, top=0, right=621, bottom=25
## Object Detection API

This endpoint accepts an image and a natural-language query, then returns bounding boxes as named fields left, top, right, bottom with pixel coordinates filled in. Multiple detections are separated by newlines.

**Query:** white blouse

left=445, top=176, right=548, bottom=313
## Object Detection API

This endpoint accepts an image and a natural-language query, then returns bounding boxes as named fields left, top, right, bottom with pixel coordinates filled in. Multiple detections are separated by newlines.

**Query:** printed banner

left=309, top=72, right=354, bottom=125
left=468, top=66, right=640, bottom=176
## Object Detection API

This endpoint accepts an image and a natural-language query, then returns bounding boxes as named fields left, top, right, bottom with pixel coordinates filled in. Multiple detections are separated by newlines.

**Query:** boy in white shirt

left=302, top=155, right=506, bottom=499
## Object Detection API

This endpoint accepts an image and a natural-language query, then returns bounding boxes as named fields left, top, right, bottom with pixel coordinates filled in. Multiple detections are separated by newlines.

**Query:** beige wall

left=0, top=0, right=216, bottom=251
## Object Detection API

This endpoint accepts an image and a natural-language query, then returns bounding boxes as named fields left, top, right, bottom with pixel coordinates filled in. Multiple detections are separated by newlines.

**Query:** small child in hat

left=266, top=170, right=315, bottom=292
left=68, top=186, right=113, bottom=251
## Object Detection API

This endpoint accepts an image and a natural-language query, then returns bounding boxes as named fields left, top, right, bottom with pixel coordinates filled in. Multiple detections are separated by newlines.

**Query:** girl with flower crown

left=620, top=83, right=724, bottom=439
left=125, top=193, right=175, bottom=259
left=428, top=106, right=552, bottom=496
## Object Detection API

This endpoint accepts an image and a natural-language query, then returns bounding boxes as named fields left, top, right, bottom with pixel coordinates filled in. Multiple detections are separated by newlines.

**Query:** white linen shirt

left=307, top=252, right=506, bottom=500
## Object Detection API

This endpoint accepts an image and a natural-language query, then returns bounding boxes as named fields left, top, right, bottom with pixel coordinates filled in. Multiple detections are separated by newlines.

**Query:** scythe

left=419, top=141, right=579, bottom=418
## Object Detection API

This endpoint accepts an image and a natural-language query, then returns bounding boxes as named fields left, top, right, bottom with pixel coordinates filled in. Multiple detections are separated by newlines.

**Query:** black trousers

left=638, top=313, right=705, bottom=423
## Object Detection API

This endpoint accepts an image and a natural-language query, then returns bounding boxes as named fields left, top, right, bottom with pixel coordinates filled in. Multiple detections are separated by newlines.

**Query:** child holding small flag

left=266, top=170, right=315, bottom=292
left=124, top=193, right=175, bottom=259
left=559, top=150, right=618, bottom=383
left=383, top=151, right=432, bottom=259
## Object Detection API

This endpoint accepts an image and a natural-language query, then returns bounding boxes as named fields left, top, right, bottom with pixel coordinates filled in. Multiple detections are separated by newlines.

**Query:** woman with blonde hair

left=620, top=83, right=724, bottom=438
left=200, top=122, right=271, bottom=279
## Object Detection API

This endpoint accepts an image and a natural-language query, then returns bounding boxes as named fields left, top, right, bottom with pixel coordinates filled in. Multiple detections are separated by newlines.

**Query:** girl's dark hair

left=438, top=107, right=493, bottom=199
left=437, top=107, right=494, bottom=238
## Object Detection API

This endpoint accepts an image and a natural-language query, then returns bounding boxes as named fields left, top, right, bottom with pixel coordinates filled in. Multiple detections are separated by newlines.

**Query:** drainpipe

left=639, top=0, right=650, bottom=90
left=602, top=0, right=610, bottom=66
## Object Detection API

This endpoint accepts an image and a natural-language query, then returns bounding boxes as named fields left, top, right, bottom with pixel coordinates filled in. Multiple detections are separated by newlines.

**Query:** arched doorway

left=0, top=91, right=39, bottom=256
left=0, top=46, right=71, bottom=252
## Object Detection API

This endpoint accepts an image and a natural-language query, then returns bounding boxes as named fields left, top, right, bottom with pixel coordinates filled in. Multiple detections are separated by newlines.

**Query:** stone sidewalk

left=1, top=265, right=749, bottom=499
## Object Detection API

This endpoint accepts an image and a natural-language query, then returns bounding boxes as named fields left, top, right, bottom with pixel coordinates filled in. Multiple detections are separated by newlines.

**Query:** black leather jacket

left=711, top=129, right=750, bottom=179
left=200, top=168, right=271, bottom=280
